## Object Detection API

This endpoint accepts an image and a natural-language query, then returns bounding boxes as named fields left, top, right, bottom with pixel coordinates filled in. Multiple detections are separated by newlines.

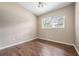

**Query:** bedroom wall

left=75, top=2, right=79, bottom=53
left=0, top=3, right=37, bottom=49
left=37, top=4, right=75, bottom=45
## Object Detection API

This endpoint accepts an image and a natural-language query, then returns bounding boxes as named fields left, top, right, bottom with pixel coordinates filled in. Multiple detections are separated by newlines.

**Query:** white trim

left=73, top=45, right=79, bottom=55
left=38, top=37, right=79, bottom=55
left=0, top=37, right=36, bottom=50
left=0, top=37, right=79, bottom=55
left=38, top=37, right=74, bottom=46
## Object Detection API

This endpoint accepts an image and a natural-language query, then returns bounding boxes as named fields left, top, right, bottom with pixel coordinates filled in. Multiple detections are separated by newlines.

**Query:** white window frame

left=42, top=16, right=65, bottom=29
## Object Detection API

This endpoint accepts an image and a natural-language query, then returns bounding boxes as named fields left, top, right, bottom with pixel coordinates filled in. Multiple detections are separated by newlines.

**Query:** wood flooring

left=0, top=39, right=78, bottom=56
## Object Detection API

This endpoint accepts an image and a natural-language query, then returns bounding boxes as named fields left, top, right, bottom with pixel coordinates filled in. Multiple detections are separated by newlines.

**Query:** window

left=42, top=16, right=65, bottom=29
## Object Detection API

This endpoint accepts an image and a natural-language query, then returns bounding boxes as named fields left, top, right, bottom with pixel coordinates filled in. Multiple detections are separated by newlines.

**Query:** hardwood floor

left=0, top=39, right=78, bottom=56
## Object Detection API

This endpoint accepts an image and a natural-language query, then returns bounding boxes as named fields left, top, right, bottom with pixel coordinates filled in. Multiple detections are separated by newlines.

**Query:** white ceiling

left=18, top=2, right=73, bottom=16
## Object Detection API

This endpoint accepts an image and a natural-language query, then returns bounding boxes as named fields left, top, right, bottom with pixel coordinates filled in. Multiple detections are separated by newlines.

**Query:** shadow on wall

left=0, top=3, right=37, bottom=49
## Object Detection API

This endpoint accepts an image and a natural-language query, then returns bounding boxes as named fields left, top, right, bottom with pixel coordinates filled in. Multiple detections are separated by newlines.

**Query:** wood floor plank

left=0, top=39, right=78, bottom=56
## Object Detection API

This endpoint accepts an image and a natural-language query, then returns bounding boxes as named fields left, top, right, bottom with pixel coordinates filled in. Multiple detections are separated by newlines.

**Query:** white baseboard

left=73, top=45, right=79, bottom=55
left=37, top=37, right=79, bottom=55
left=0, top=37, right=36, bottom=50
left=0, top=37, right=79, bottom=55
left=38, top=37, right=74, bottom=46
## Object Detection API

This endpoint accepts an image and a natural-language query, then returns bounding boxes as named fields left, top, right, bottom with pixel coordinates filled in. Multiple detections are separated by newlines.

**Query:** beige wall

left=75, top=2, right=79, bottom=52
left=0, top=3, right=76, bottom=50
left=0, top=3, right=37, bottom=49
left=38, top=4, right=75, bottom=45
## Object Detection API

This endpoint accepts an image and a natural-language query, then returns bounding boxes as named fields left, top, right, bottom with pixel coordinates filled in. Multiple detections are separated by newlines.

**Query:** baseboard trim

left=0, top=37, right=79, bottom=55
left=37, top=37, right=79, bottom=55
left=38, top=37, right=74, bottom=46
left=0, top=37, right=36, bottom=50
left=73, top=45, right=79, bottom=55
